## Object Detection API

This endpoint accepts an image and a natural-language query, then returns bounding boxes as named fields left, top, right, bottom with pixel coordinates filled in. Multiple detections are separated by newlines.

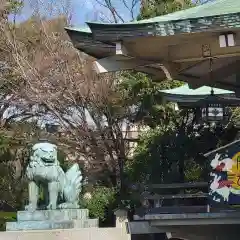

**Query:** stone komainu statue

left=25, top=142, right=82, bottom=211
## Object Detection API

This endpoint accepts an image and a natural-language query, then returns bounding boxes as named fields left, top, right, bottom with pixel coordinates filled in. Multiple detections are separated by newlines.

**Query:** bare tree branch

left=2, top=9, right=133, bottom=186
left=88, top=0, right=140, bottom=23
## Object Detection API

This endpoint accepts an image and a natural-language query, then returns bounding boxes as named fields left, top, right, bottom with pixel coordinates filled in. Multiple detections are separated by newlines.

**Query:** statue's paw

left=58, top=202, right=79, bottom=209
left=25, top=204, right=37, bottom=212
left=47, top=203, right=57, bottom=210
left=58, top=203, right=68, bottom=209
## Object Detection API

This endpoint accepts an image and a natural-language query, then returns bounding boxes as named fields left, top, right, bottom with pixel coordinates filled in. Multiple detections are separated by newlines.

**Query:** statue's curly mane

left=30, top=143, right=59, bottom=166
left=27, top=143, right=62, bottom=181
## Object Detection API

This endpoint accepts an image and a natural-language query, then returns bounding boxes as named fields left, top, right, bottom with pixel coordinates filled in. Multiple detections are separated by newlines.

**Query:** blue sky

left=11, top=0, right=140, bottom=26
left=10, top=0, right=214, bottom=26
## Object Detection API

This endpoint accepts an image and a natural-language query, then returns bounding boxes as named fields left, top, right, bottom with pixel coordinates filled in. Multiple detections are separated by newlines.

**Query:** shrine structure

left=66, top=0, right=240, bottom=94
left=66, top=1, right=240, bottom=239
left=160, top=84, right=234, bottom=106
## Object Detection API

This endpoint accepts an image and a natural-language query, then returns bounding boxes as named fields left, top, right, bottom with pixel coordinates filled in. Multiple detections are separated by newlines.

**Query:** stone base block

left=1, top=227, right=130, bottom=240
left=73, top=219, right=99, bottom=228
left=17, top=209, right=89, bottom=221
left=6, top=219, right=99, bottom=231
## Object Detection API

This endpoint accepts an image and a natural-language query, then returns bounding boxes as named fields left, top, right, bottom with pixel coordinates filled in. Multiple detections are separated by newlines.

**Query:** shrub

left=80, top=186, right=116, bottom=226
left=0, top=212, right=16, bottom=231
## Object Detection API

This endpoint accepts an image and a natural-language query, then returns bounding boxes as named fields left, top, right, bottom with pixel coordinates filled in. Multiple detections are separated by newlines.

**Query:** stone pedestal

left=6, top=209, right=98, bottom=231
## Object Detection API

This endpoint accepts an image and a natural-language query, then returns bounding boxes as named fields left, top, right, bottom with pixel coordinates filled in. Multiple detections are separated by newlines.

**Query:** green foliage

left=0, top=212, right=16, bottom=231
left=126, top=124, right=185, bottom=184
left=123, top=0, right=225, bottom=187
left=0, top=162, right=28, bottom=210
left=9, top=0, right=24, bottom=12
left=230, top=107, right=240, bottom=127
left=138, top=0, right=195, bottom=20
left=0, top=122, right=45, bottom=214
left=57, top=149, right=69, bottom=172
left=127, top=120, right=237, bottom=185
left=80, top=187, right=116, bottom=223
left=119, top=72, right=183, bottom=127
left=0, top=135, right=13, bottom=159
left=184, top=158, right=204, bottom=182
left=3, top=0, right=24, bottom=16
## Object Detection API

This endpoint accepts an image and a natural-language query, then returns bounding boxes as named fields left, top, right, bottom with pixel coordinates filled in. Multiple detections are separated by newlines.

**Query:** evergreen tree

left=138, top=0, right=194, bottom=20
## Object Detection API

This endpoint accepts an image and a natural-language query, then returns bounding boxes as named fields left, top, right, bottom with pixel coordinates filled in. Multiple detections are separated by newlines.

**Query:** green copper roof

left=84, top=0, right=240, bottom=41
left=160, top=84, right=234, bottom=96
left=135, top=0, right=240, bottom=24
left=159, top=85, right=235, bottom=105
left=66, top=0, right=240, bottom=43
left=86, top=0, right=240, bottom=26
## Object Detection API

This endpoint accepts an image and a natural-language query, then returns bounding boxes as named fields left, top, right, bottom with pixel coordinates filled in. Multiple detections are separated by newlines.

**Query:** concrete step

left=6, top=219, right=99, bottom=231
left=2, top=227, right=130, bottom=240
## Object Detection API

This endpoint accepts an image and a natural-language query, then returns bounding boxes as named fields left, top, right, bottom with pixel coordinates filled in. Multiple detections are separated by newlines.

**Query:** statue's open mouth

left=41, top=157, right=54, bottom=163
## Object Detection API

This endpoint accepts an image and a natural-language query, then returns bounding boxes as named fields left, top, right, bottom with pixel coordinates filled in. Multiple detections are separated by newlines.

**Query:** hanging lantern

left=195, top=89, right=240, bottom=124
left=200, top=90, right=226, bottom=123
left=194, top=58, right=240, bottom=124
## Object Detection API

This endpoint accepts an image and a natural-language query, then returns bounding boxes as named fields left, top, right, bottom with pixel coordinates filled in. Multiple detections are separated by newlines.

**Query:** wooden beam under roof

left=186, top=60, right=239, bottom=89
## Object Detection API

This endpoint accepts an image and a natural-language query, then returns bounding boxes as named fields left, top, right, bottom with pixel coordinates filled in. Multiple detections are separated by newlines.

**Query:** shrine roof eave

left=65, top=0, right=240, bottom=42
left=89, top=0, right=240, bottom=26
left=161, top=95, right=236, bottom=106
left=85, top=0, right=240, bottom=41
left=160, top=84, right=235, bottom=105
left=169, top=95, right=239, bottom=107
left=65, top=27, right=115, bottom=58
left=160, top=84, right=234, bottom=96
left=86, top=13, right=240, bottom=42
